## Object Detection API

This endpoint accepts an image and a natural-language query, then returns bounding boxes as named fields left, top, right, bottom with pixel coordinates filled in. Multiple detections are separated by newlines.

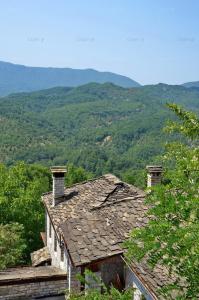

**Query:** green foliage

left=0, top=223, right=26, bottom=269
left=0, top=162, right=51, bottom=262
left=69, top=288, right=133, bottom=300
left=121, top=169, right=146, bottom=189
left=0, top=83, right=199, bottom=188
left=68, top=269, right=133, bottom=300
left=165, top=103, right=199, bottom=139
left=0, top=162, right=95, bottom=267
left=124, top=105, right=199, bottom=299
left=65, top=164, right=93, bottom=186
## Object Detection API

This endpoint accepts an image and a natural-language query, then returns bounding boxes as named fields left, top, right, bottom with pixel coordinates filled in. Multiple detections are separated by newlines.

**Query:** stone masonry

left=0, top=266, right=67, bottom=299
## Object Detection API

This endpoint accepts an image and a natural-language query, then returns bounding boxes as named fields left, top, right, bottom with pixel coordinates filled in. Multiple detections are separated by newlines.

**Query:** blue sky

left=0, top=0, right=198, bottom=85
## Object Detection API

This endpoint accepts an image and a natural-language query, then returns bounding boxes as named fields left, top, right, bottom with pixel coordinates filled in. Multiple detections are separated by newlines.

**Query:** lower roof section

left=31, top=246, right=51, bottom=267
left=0, top=266, right=67, bottom=286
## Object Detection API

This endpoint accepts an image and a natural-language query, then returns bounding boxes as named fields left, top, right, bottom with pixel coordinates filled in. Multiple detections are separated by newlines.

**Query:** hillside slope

left=182, top=81, right=199, bottom=88
left=0, top=83, right=198, bottom=182
left=0, top=61, right=140, bottom=96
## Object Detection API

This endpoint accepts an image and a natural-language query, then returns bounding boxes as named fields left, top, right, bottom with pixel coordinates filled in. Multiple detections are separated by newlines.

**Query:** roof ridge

left=65, top=173, right=121, bottom=189
left=42, top=173, right=120, bottom=196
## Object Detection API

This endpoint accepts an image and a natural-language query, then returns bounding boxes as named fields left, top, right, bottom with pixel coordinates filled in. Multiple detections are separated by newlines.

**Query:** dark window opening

left=54, top=235, right=57, bottom=252
left=49, top=221, right=52, bottom=238
left=61, top=243, right=64, bottom=261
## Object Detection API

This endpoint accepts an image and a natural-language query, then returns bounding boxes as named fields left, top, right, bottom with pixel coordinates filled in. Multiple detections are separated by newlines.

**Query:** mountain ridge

left=182, top=81, right=199, bottom=88
left=0, top=61, right=140, bottom=96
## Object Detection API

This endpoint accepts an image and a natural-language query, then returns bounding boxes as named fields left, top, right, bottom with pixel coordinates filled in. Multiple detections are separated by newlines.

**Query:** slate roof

left=31, top=246, right=51, bottom=267
left=0, top=266, right=66, bottom=285
left=43, top=174, right=148, bottom=266
left=41, top=173, right=187, bottom=299
left=124, top=258, right=180, bottom=300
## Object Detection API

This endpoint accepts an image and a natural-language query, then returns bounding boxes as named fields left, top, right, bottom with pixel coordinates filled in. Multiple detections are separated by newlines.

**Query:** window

left=49, top=220, right=52, bottom=238
left=61, top=242, right=64, bottom=262
left=54, top=234, right=57, bottom=252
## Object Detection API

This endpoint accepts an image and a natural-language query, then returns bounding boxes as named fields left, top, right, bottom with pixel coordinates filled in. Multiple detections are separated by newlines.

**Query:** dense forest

left=0, top=82, right=198, bottom=297
left=0, top=82, right=199, bottom=186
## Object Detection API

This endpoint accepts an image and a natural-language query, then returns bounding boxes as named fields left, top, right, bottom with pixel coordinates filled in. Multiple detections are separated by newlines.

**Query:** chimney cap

left=51, top=166, right=67, bottom=174
left=146, top=165, right=163, bottom=173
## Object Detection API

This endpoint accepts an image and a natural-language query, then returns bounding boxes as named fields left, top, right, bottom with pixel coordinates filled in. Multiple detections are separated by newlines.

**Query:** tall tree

left=65, top=164, right=93, bottom=186
left=0, top=223, right=26, bottom=269
left=0, top=162, right=51, bottom=260
left=124, top=104, right=199, bottom=299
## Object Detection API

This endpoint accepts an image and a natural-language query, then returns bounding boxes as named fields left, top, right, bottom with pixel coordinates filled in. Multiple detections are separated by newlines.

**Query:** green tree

left=68, top=269, right=133, bottom=300
left=122, top=169, right=146, bottom=189
left=0, top=162, right=94, bottom=265
left=0, top=223, right=26, bottom=269
left=65, top=164, right=93, bottom=186
left=0, top=162, right=51, bottom=260
left=69, top=288, right=133, bottom=300
left=124, top=104, right=199, bottom=299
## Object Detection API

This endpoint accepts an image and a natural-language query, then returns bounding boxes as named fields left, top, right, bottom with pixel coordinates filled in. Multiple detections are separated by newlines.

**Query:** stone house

left=31, top=165, right=171, bottom=299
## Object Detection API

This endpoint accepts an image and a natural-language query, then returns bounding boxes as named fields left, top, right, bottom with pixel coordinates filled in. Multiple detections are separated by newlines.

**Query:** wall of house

left=101, top=255, right=125, bottom=289
left=46, top=211, right=68, bottom=272
left=86, top=255, right=125, bottom=291
left=0, top=279, right=66, bottom=299
left=46, top=211, right=81, bottom=293
left=70, top=265, right=81, bottom=292
left=125, top=264, right=154, bottom=300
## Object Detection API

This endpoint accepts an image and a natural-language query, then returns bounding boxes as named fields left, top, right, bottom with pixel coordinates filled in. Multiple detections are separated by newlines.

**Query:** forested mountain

left=182, top=81, right=199, bottom=88
left=0, top=82, right=198, bottom=186
left=0, top=61, right=140, bottom=96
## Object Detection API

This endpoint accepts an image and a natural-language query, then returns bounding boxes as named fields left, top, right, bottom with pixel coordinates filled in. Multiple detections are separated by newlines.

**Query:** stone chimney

left=146, top=165, right=163, bottom=187
left=51, top=166, right=67, bottom=206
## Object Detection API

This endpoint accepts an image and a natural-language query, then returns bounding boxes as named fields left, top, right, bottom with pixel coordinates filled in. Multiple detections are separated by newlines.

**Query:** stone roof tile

left=43, top=175, right=146, bottom=268
left=31, top=247, right=51, bottom=267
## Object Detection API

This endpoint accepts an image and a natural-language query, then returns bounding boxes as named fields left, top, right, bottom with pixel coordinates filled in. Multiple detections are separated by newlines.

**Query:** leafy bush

left=0, top=223, right=26, bottom=269
left=68, top=269, right=134, bottom=300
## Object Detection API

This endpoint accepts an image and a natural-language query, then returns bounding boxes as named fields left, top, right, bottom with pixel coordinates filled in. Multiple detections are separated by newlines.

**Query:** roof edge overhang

left=44, top=206, right=76, bottom=267
left=122, top=257, right=158, bottom=300
left=75, top=251, right=124, bottom=268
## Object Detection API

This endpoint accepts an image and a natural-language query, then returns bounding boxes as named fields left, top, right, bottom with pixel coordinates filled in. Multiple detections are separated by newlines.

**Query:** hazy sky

left=0, top=0, right=198, bottom=85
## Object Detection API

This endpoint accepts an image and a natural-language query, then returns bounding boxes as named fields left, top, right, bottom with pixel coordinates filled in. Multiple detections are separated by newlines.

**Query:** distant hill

left=182, top=81, right=199, bottom=88
left=0, top=82, right=198, bottom=187
left=0, top=61, right=140, bottom=96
